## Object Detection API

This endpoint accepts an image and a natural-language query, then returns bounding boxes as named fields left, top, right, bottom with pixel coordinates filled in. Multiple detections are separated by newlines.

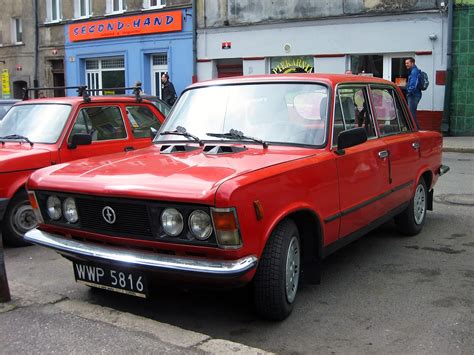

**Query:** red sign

left=69, top=10, right=182, bottom=42
left=222, top=42, right=231, bottom=49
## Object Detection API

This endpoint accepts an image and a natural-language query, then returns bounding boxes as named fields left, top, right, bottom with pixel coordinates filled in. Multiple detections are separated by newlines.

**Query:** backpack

left=419, top=71, right=429, bottom=91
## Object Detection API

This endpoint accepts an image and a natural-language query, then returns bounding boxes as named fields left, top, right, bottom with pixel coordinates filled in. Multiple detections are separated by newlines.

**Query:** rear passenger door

left=333, top=85, right=391, bottom=239
left=59, top=105, right=131, bottom=162
left=370, top=85, right=420, bottom=209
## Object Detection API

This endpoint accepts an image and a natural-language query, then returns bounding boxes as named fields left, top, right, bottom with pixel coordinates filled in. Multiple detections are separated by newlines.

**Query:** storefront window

left=350, top=55, right=383, bottom=77
left=85, top=57, right=125, bottom=95
left=270, top=56, right=314, bottom=74
left=391, top=58, right=409, bottom=87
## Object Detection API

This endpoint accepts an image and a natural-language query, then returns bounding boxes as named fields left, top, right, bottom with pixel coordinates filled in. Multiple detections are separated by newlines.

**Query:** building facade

left=64, top=0, right=193, bottom=97
left=196, top=0, right=449, bottom=131
left=450, top=0, right=474, bottom=135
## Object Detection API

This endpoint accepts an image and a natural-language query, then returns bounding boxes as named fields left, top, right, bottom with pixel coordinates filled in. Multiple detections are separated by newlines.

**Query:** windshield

left=0, top=104, right=72, bottom=143
left=0, top=103, right=15, bottom=120
left=156, top=83, right=328, bottom=146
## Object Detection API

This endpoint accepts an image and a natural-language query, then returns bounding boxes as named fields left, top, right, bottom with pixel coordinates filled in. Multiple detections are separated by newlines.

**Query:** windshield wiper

left=0, top=134, right=34, bottom=146
left=159, top=126, right=204, bottom=146
left=206, top=129, right=268, bottom=148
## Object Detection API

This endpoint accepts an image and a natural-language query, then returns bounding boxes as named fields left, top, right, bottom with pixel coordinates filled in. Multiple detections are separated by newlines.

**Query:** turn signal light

left=28, top=191, right=44, bottom=224
left=211, top=208, right=242, bottom=248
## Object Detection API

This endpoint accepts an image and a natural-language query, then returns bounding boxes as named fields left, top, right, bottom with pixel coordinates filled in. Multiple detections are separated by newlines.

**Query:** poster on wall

left=1, top=69, right=11, bottom=99
left=271, top=57, right=314, bottom=74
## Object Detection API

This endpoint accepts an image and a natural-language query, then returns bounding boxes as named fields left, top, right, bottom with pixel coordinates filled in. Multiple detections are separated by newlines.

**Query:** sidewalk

left=442, top=136, right=474, bottom=153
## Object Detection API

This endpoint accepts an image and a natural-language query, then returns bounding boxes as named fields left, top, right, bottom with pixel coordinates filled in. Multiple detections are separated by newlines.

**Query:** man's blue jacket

left=406, top=65, right=422, bottom=98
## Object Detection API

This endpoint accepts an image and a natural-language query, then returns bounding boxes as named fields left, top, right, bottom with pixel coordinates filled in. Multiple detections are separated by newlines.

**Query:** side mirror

left=337, top=127, right=368, bottom=151
left=68, top=133, right=92, bottom=149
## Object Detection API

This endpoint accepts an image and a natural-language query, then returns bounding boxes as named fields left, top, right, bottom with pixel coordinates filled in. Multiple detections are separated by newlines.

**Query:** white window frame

left=74, top=0, right=92, bottom=19
left=105, top=0, right=126, bottom=15
left=85, top=57, right=125, bottom=96
left=11, top=18, right=22, bottom=44
left=46, top=0, right=62, bottom=23
left=143, top=0, right=165, bottom=10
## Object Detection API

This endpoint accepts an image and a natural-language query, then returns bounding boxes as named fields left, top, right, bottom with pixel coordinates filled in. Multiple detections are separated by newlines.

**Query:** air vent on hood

left=160, top=145, right=201, bottom=154
left=203, top=145, right=247, bottom=155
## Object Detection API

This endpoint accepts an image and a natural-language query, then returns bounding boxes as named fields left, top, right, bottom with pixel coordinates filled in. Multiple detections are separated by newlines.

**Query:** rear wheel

left=2, top=190, right=35, bottom=247
left=253, top=219, right=300, bottom=321
left=395, top=178, right=427, bottom=236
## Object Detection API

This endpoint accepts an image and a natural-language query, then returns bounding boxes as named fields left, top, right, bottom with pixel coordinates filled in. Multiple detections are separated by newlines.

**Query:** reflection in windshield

left=0, top=104, right=72, bottom=143
left=155, top=83, right=328, bottom=146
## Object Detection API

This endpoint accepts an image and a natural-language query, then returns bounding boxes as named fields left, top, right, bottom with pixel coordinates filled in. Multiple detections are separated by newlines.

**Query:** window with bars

left=46, top=0, right=61, bottom=22
left=152, top=54, right=167, bottom=66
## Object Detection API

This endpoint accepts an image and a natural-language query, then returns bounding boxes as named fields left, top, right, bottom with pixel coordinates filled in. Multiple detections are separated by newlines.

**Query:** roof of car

left=13, top=96, right=155, bottom=106
left=189, top=73, right=393, bottom=89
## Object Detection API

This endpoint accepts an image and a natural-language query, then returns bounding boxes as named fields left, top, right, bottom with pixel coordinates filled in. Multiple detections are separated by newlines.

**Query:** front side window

left=12, top=18, right=22, bottom=43
left=333, top=86, right=376, bottom=145
left=126, top=106, right=161, bottom=138
left=371, top=87, right=411, bottom=136
left=68, top=106, right=126, bottom=142
left=46, top=0, right=61, bottom=22
left=157, top=83, right=328, bottom=146
left=0, top=104, right=71, bottom=143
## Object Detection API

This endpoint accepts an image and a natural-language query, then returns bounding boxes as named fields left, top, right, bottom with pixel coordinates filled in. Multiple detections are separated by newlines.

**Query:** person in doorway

left=161, top=73, right=177, bottom=106
left=404, top=57, right=422, bottom=129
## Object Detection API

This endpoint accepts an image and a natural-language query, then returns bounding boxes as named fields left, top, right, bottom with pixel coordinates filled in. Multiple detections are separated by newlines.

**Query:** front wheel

left=2, top=190, right=36, bottom=247
left=253, top=219, right=300, bottom=321
left=395, top=178, right=427, bottom=236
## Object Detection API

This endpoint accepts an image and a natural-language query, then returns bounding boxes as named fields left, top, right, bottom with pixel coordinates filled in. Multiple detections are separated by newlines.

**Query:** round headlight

left=161, top=208, right=184, bottom=237
left=63, top=197, right=78, bottom=223
left=46, top=195, right=62, bottom=220
left=189, top=210, right=212, bottom=240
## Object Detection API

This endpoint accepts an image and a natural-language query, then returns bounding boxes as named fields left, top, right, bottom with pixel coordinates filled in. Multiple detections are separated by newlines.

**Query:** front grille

left=76, top=198, right=152, bottom=238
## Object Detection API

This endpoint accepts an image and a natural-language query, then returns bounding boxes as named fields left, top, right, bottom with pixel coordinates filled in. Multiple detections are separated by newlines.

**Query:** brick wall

left=451, top=1, right=474, bottom=135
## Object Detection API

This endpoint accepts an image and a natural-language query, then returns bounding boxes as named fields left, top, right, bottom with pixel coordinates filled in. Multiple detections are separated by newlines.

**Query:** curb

left=442, top=147, right=474, bottom=153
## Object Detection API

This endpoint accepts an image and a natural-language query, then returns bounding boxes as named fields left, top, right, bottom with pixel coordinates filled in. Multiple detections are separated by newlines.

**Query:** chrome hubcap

left=12, top=204, right=37, bottom=235
left=414, top=184, right=426, bottom=225
left=285, top=236, right=300, bottom=304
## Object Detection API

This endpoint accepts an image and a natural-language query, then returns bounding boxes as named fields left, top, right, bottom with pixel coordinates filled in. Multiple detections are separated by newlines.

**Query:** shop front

left=197, top=12, right=448, bottom=131
left=65, top=8, right=193, bottom=98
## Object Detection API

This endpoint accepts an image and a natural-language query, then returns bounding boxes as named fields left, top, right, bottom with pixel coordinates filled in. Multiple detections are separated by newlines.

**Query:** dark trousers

left=407, top=95, right=421, bottom=129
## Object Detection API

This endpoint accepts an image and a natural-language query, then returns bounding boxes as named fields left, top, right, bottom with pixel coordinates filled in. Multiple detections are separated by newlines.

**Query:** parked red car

left=0, top=95, right=165, bottom=246
left=25, top=74, right=448, bottom=320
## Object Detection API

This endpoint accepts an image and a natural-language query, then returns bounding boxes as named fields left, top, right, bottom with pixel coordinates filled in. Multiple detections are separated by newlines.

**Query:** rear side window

left=69, top=106, right=126, bottom=142
left=371, top=88, right=411, bottom=136
left=126, top=106, right=162, bottom=138
left=333, top=86, right=376, bottom=145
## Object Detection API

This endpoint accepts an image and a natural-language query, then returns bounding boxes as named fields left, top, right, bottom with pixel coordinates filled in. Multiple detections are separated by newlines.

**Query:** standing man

left=404, top=57, right=422, bottom=129
left=161, top=73, right=177, bottom=106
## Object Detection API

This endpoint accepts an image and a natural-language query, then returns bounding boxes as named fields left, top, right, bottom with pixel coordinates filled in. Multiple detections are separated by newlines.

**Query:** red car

left=0, top=95, right=165, bottom=246
left=24, top=74, right=448, bottom=320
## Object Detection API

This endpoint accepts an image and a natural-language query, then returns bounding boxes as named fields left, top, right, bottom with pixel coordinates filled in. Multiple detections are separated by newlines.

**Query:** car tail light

left=211, top=208, right=242, bottom=248
left=28, top=191, right=44, bottom=224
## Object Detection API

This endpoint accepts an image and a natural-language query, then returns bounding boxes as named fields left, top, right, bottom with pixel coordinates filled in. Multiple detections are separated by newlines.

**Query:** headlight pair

left=46, top=195, right=78, bottom=223
left=161, top=208, right=212, bottom=240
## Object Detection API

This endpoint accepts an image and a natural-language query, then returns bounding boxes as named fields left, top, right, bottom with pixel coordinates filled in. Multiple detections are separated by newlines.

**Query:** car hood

left=28, top=144, right=318, bottom=204
left=0, top=144, right=52, bottom=173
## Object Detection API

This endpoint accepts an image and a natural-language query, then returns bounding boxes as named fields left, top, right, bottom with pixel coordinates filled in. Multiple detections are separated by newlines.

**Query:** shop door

left=151, top=54, right=168, bottom=100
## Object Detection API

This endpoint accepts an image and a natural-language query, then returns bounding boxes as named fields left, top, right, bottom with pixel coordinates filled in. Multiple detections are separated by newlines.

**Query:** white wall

left=197, top=12, right=448, bottom=111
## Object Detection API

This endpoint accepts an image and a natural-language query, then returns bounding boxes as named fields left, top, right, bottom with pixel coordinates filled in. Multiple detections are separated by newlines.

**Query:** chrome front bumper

left=24, top=229, right=258, bottom=278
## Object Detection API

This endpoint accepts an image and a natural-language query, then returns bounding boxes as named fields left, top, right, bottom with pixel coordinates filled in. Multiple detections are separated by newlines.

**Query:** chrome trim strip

left=24, top=229, right=258, bottom=277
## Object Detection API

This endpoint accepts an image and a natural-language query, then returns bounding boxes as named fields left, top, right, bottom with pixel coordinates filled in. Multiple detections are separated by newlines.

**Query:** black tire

left=395, top=178, right=428, bottom=236
left=253, top=219, right=300, bottom=321
left=2, top=190, right=35, bottom=247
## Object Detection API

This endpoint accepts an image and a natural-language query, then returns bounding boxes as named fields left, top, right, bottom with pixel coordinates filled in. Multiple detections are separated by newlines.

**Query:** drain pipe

left=33, top=0, right=40, bottom=98
left=442, top=0, right=454, bottom=135
left=192, top=0, right=197, bottom=83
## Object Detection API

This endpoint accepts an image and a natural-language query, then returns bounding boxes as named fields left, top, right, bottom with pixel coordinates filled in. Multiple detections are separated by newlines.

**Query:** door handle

left=378, top=150, right=389, bottom=159
left=412, top=142, right=420, bottom=150
left=124, top=146, right=135, bottom=152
